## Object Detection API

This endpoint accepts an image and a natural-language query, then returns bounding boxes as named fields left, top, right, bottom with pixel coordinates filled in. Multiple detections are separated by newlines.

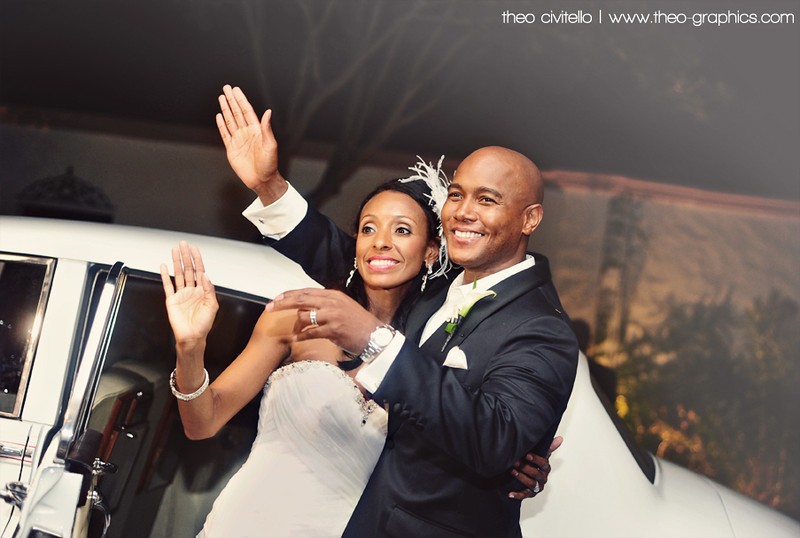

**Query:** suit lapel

left=420, top=320, right=452, bottom=355
left=387, top=260, right=549, bottom=438
left=440, top=258, right=551, bottom=353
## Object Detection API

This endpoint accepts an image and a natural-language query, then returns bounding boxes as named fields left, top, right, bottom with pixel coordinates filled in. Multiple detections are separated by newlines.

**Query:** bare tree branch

left=235, top=0, right=476, bottom=204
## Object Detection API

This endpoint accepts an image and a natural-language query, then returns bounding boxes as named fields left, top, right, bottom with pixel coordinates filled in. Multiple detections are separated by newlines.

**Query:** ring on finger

left=309, top=309, right=319, bottom=327
left=529, top=480, right=540, bottom=495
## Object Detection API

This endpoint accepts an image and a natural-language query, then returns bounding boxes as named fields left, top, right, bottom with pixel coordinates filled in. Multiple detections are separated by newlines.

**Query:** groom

left=219, top=87, right=578, bottom=536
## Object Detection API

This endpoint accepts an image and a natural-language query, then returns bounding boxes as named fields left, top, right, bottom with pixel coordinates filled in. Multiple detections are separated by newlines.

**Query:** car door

left=9, top=262, right=128, bottom=538
left=0, top=253, right=57, bottom=537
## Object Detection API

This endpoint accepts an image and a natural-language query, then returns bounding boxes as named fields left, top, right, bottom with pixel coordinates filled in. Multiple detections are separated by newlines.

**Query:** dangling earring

left=345, top=257, right=358, bottom=287
left=420, top=263, right=432, bottom=293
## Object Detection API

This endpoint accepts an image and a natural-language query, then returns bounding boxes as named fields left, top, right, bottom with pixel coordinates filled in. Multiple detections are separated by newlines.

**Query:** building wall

left=3, top=121, right=798, bottom=333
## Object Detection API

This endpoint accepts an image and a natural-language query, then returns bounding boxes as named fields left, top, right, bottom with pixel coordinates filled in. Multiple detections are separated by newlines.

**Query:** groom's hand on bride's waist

left=507, top=436, right=563, bottom=501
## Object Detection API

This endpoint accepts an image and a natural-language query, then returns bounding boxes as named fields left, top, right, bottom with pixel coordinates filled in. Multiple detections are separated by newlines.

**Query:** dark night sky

left=2, top=0, right=798, bottom=200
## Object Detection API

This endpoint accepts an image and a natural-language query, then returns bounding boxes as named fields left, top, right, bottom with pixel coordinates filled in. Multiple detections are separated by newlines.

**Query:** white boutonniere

left=441, top=282, right=496, bottom=352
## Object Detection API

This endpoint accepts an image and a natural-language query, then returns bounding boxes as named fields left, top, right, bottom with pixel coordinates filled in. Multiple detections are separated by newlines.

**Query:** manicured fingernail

left=511, top=470, right=518, bottom=476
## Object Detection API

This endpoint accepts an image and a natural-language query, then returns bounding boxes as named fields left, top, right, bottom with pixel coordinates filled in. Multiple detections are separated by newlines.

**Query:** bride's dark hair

left=341, top=179, right=441, bottom=331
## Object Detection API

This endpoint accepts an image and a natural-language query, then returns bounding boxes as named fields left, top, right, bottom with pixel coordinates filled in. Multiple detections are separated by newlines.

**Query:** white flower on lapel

left=443, top=346, right=469, bottom=370
left=441, top=285, right=496, bottom=352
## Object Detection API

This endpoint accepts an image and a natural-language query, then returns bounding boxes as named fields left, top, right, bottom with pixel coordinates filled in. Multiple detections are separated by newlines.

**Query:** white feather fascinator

left=398, top=155, right=452, bottom=279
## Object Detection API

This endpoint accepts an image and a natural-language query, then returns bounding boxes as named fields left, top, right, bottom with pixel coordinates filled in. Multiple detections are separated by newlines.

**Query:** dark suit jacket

left=268, top=205, right=578, bottom=537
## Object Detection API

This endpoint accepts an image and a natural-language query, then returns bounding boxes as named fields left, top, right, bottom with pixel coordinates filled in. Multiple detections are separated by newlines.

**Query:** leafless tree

left=239, top=0, right=472, bottom=207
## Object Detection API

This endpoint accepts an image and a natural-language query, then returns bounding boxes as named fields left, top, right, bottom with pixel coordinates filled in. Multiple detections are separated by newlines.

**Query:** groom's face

left=441, top=148, right=541, bottom=281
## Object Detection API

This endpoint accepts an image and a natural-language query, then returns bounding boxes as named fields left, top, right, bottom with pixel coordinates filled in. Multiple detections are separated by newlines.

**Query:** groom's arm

left=243, top=185, right=355, bottom=283
left=371, top=315, right=578, bottom=477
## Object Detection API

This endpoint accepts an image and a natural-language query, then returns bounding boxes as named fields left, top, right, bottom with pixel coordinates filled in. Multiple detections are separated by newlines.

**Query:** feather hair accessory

left=398, top=155, right=452, bottom=279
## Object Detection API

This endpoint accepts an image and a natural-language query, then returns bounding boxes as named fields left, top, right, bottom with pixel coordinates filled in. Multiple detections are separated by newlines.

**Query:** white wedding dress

left=197, top=360, right=387, bottom=538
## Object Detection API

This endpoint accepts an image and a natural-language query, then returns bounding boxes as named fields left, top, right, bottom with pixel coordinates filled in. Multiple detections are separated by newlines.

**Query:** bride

left=162, top=170, right=444, bottom=536
left=159, top=89, right=556, bottom=538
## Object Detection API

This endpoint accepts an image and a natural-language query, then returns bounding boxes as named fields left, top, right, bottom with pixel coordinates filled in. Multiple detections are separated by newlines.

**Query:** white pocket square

left=443, top=346, right=469, bottom=370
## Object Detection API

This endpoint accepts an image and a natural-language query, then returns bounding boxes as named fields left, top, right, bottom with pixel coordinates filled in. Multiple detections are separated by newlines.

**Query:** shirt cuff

left=241, top=183, right=309, bottom=239
left=355, top=332, right=406, bottom=394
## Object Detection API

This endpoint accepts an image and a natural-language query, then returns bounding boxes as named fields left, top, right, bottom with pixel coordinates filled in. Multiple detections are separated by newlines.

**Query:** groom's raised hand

left=265, top=288, right=382, bottom=356
left=216, top=84, right=287, bottom=205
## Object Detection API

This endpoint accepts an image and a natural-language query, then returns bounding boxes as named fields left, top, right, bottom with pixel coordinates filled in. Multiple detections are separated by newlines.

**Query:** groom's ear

left=522, top=204, right=543, bottom=236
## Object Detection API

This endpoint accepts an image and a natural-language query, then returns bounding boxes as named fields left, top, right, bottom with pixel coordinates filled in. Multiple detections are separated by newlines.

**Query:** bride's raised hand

left=215, top=85, right=284, bottom=200
left=160, top=241, right=219, bottom=348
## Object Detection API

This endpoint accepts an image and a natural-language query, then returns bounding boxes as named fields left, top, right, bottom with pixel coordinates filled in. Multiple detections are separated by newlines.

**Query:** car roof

left=0, top=216, right=321, bottom=299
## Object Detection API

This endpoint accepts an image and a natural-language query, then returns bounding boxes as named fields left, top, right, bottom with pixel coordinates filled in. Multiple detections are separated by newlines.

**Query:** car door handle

left=0, top=442, right=34, bottom=459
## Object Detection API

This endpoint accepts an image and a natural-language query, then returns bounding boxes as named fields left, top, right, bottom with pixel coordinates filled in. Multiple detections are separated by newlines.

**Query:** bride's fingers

left=190, top=245, right=205, bottom=276
left=160, top=264, right=175, bottom=297
left=179, top=241, right=196, bottom=287
left=171, top=246, right=185, bottom=289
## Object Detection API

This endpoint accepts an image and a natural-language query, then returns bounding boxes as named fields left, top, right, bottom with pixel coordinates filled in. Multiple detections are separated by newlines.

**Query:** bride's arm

left=182, top=311, right=351, bottom=439
left=162, top=242, right=296, bottom=440
left=178, top=309, right=298, bottom=440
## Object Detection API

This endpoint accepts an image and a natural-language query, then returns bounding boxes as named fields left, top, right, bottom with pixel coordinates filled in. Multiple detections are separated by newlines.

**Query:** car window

left=0, top=254, right=55, bottom=418
left=79, top=269, right=266, bottom=538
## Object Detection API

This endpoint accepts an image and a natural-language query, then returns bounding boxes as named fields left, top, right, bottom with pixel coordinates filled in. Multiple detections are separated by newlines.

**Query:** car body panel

left=520, top=350, right=799, bottom=537
left=0, top=216, right=320, bottom=299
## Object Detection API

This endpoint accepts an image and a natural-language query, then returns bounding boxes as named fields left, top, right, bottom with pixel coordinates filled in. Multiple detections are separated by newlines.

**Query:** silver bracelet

left=169, top=368, right=209, bottom=401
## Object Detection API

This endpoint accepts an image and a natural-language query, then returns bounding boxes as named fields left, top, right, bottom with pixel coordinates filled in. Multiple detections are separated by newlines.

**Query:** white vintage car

left=1, top=216, right=798, bottom=538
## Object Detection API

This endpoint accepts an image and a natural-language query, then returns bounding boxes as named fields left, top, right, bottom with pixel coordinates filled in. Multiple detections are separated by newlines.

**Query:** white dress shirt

left=241, top=183, right=308, bottom=240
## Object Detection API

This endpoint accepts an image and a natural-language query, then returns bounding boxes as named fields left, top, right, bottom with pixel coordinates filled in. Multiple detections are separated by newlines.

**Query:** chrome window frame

left=0, top=253, right=56, bottom=419
left=56, top=262, right=127, bottom=463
